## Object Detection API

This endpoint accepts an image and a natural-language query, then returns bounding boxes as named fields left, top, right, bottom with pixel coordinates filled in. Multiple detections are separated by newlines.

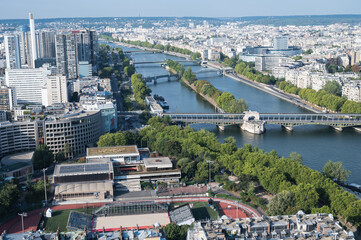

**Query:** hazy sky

left=2, top=0, right=361, bottom=19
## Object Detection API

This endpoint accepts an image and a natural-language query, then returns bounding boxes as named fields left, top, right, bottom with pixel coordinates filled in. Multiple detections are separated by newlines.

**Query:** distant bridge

left=143, top=74, right=179, bottom=83
left=132, top=60, right=199, bottom=65
left=124, top=50, right=162, bottom=54
left=163, top=112, right=361, bottom=132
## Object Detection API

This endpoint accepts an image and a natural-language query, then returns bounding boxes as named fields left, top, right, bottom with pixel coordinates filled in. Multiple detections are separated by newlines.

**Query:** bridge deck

left=164, top=113, right=361, bottom=127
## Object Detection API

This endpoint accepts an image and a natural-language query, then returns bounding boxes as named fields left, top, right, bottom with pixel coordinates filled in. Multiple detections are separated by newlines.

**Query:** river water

left=107, top=42, right=361, bottom=185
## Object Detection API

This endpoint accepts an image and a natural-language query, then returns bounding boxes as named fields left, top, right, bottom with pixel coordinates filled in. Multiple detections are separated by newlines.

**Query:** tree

left=55, top=151, right=66, bottom=163
left=322, top=160, right=351, bottom=182
left=114, top=131, right=126, bottom=146
left=293, top=183, right=319, bottom=213
left=267, top=191, right=296, bottom=215
left=216, top=92, right=235, bottom=109
left=322, top=80, right=341, bottom=96
left=32, top=144, right=54, bottom=170
left=289, top=152, right=303, bottom=164
left=124, top=65, right=135, bottom=77
left=97, top=133, right=115, bottom=147
left=163, top=223, right=188, bottom=240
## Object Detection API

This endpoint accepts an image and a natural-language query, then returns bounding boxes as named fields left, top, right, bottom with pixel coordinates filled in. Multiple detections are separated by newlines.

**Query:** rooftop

left=169, top=204, right=194, bottom=225
left=87, top=145, right=139, bottom=157
left=144, top=157, right=172, bottom=169
left=0, top=162, right=31, bottom=173
left=1, top=151, right=34, bottom=166
left=53, top=162, right=113, bottom=176
left=55, top=181, right=113, bottom=195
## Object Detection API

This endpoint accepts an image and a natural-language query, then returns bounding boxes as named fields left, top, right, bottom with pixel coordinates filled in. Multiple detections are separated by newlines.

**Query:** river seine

left=107, top=42, right=361, bottom=185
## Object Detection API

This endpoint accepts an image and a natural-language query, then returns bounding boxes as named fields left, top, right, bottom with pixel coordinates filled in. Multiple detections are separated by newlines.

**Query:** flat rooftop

left=87, top=145, right=139, bottom=157
left=1, top=151, right=34, bottom=166
left=55, top=181, right=113, bottom=195
left=53, top=162, right=113, bottom=176
left=144, top=157, right=172, bottom=169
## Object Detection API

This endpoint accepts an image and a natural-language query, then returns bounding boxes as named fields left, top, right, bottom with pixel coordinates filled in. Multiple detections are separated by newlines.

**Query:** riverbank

left=110, top=41, right=192, bottom=60
left=167, top=66, right=223, bottom=112
left=206, top=62, right=321, bottom=114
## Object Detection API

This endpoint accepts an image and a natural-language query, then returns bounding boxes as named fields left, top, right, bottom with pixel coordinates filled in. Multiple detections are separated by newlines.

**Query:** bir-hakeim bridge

left=162, top=111, right=361, bottom=134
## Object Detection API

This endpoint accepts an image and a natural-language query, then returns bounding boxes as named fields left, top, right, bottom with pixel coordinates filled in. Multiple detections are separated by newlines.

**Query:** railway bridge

left=163, top=112, right=361, bottom=133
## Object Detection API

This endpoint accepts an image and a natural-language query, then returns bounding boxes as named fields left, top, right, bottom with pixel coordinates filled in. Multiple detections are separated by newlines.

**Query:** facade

left=5, top=66, right=51, bottom=104
left=82, top=101, right=117, bottom=133
left=4, top=35, right=21, bottom=69
left=0, top=162, right=33, bottom=179
left=42, top=75, right=68, bottom=107
left=29, top=13, right=37, bottom=68
left=0, top=121, right=39, bottom=157
left=274, top=36, right=289, bottom=50
left=0, top=86, right=17, bottom=111
left=79, top=61, right=92, bottom=78
left=255, top=55, right=291, bottom=72
left=43, top=110, right=102, bottom=155
left=55, top=33, right=78, bottom=79
left=36, top=31, right=56, bottom=59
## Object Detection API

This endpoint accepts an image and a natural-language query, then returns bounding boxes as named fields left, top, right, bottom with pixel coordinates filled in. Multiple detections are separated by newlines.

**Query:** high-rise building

left=36, top=31, right=56, bottom=59
left=42, top=75, right=68, bottom=106
left=4, top=35, right=21, bottom=69
left=29, top=13, right=38, bottom=68
left=55, top=33, right=78, bottom=79
left=274, top=36, right=289, bottom=50
left=5, top=66, right=51, bottom=104
left=0, top=86, right=17, bottom=111
left=73, top=29, right=98, bottom=67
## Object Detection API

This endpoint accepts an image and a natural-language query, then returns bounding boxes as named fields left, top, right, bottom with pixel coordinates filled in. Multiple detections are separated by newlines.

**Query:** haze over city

left=1, top=0, right=361, bottom=19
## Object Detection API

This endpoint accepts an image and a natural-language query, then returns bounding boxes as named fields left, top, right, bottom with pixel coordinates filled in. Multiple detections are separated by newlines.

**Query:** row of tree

left=234, top=61, right=278, bottom=85
left=277, top=80, right=361, bottom=113
left=131, top=117, right=361, bottom=226
left=130, top=73, right=152, bottom=109
left=122, top=40, right=201, bottom=59
left=167, top=60, right=248, bottom=113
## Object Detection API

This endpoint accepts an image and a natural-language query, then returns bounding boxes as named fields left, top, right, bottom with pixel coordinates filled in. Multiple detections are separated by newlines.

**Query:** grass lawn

left=171, top=202, right=219, bottom=221
left=43, top=208, right=94, bottom=232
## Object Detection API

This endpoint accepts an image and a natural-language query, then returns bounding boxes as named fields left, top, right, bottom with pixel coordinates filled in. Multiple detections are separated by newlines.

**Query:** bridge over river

left=163, top=111, right=361, bottom=134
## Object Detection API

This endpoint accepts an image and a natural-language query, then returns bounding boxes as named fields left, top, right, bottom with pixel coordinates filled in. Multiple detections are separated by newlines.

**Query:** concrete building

left=0, top=86, right=17, bottom=111
left=36, top=31, right=56, bottom=59
left=29, top=13, right=37, bottom=68
left=0, top=121, right=39, bottom=157
left=5, top=66, right=51, bottom=104
left=4, top=35, right=21, bottom=69
left=86, top=145, right=140, bottom=164
left=55, top=33, right=78, bottom=79
left=255, top=55, right=291, bottom=72
left=42, top=75, right=68, bottom=107
left=274, top=36, right=289, bottom=50
left=53, top=161, right=114, bottom=202
left=82, top=101, right=117, bottom=133
left=43, top=110, right=102, bottom=156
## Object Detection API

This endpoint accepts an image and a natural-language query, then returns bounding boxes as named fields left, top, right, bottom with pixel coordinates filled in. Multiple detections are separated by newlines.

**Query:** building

left=0, top=86, right=17, bottom=111
left=55, top=33, right=78, bottom=79
left=78, top=61, right=92, bottom=78
left=42, top=75, right=68, bottom=107
left=274, top=36, right=289, bottom=50
left=29, top=13, right=37, bottom=68
left=43, top=110, right=102, bottom=156
left=82, top=101, right=117, bottom=133
left=4, top=35, right=21, bottom=69
left=36, top=31, right=56, bottom=59
left=5, top=66, right=51, bottom=104
left=86, top=145, right=140, bottom=164
left=53, top=161, right=114, bottom=202
left=255, top=55, right=291, bottom=72
left=0, top=162, right=33, bottom=179
left=0, top=121, right=39, bottom=157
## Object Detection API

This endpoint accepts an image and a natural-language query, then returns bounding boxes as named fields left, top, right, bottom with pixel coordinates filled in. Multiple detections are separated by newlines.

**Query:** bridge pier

left=333, top=126, right=343, bottom=132
left=218, top=125, right=226, bottom=131
left=282, top=125, right=293, bottom=132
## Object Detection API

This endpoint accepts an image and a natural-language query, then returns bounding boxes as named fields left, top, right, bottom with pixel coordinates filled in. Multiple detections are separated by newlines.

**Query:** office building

left=4, top=35, right=21, bottom=69
left=42, top=75, right=68, bottom=107
left=29, top=13, right=37, bottom=68
left=36, top=31, right=56, bottom=59
left=79, top=61, right=92, bottom=78
left=55, top=33, right=78, bottom=79
left=0, top=86, right=17, bottom=111
left=274, top=36, right=289, bottom=50
left=5, top=66, right=51, bottom=104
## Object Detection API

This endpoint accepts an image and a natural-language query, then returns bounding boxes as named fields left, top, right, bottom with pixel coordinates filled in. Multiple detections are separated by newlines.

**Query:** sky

left=2, top=0, right=361, bottom=19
